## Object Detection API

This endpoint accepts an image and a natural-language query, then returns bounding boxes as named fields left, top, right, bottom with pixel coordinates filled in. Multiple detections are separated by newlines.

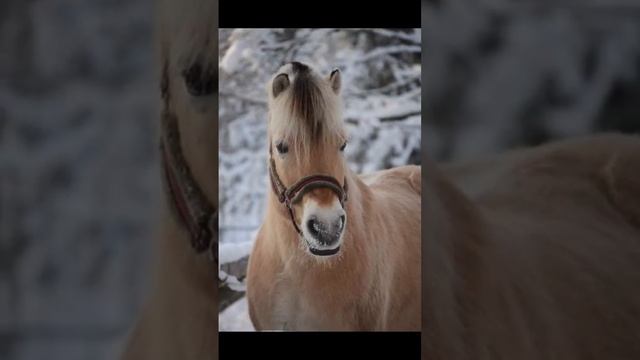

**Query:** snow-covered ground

left=218, top=28, right=422, bottom=329
left=219, top=297, right=254, bottom=331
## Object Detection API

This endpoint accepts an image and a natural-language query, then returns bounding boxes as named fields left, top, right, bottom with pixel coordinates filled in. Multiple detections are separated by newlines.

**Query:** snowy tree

left=423, top=0, right=640, bottom=161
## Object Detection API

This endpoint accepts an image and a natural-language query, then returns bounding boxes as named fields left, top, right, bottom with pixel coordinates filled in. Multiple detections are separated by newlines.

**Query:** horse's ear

left=272, top=73, right=290, bottom=98
left=329, top=68, right=341, bottom=94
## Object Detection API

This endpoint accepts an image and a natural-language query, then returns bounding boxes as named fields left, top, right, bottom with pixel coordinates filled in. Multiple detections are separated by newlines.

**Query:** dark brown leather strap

left=160, top=109, right=218, bottom=264
left=286, top=175, right=346, bottom=205
left=268, top=147, right=348, bottom=235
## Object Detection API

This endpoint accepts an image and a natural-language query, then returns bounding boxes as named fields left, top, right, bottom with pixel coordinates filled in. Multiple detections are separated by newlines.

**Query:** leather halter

left=159, top=67, right=217, bottom=265
left=268, top=146, right=348, bottom=235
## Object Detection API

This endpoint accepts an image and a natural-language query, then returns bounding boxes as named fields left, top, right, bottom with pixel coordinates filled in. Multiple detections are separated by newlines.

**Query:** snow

left=219, top=240, right=255, bottom=265
left=218, top=239, right=254, bottom=292
left=219, top=297, right=254, bottom=332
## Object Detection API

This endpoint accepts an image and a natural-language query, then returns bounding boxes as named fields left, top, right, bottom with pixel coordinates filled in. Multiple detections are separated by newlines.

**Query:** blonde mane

left=267, top=62, right=347, bottom=165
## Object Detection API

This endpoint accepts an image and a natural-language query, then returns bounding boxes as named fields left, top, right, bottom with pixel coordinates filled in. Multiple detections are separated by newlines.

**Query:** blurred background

left=2, top=0, right=640, bottom=356
left=217, top=28, right=422, bottom=330
left=1, top=0, right=157, bottom=359
left=423, top=0, right=640, bottom=162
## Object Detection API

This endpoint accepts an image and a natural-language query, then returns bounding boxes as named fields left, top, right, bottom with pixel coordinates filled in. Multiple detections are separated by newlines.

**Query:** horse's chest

left=270, top=281, right=320, bottom=330
left=270, top=278, right=350, bottom=330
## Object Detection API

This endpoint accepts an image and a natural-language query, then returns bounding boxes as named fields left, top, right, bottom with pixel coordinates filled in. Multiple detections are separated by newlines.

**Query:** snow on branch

left=219, top=90, right=267, bottom=106
left=351, top=45, right=421, bottom=64
left=353, top=28, right=421, bottom=44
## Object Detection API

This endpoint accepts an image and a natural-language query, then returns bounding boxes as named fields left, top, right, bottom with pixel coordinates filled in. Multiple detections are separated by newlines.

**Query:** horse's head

left=267, top=62, right=349, bottom=257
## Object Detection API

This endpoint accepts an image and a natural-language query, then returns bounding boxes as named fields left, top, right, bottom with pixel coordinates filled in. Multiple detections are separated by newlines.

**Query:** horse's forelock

left=269, top=62, right=346, bottom=165
left=291, top=65, right=321, bottom=142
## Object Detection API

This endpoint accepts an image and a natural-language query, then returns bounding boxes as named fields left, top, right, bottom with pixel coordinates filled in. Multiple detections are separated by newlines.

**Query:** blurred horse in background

left=423, top=134, right=640, bottom=359
left=121, top=0, right=218, bottom=358
left=246, top=62, right=421, bottom=330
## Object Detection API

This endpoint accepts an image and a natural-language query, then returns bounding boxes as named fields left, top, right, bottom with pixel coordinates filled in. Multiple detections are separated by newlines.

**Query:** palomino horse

left=246, top=62, right=421, bottom=330
left=423, top=134, right=640, bottom=359
left=120, top=0, right=218, bottom=358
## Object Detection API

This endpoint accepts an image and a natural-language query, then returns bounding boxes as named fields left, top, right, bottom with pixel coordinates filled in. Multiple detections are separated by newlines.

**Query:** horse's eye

left=182, top=62, right=216, bottom=97
left=340, top=142, right=347, bottom=152
left=276, top=141, right=289, bottom=154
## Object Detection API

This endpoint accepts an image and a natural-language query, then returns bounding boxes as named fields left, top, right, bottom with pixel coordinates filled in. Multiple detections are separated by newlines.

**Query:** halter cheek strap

left=268, top=147, right=349, bottom=235
left=160, top=111, right=218, bottom=264
left=159, top=65, right=217, bottom=265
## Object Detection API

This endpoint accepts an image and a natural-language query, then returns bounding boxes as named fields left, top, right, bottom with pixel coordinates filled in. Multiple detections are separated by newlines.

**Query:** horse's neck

left=153, top=210, right=217, bottom=307
left=122, top=210, right=217, bottom=359
left=422, top=155, right=486, bottom=359
left=424, top=154, right=486, bottom=244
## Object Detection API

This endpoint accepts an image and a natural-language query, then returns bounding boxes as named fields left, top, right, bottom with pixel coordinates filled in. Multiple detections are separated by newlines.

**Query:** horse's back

left=444, top=133, right=640, bottom=227
left=436, top=133, right=640, bottom=359
left=359, top=164, right=421, bottom=196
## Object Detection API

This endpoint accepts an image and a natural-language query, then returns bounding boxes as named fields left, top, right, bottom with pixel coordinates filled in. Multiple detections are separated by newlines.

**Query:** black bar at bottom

left=220, top=331, right=421, bottom=359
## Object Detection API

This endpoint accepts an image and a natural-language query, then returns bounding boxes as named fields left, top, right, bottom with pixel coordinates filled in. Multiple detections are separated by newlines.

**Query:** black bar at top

left=219, top=0, right=421, bottom=28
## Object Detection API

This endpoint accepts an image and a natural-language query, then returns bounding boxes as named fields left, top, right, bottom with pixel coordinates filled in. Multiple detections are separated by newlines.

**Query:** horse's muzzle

left=305, top=214, right=345, bottom=256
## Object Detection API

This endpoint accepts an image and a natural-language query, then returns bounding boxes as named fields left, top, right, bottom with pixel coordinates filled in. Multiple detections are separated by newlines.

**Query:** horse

left=246, top=61, right=422, bottom=331
left=423, top=133, right=640, bottom=359
left=120, top=0, right=218, bottom=358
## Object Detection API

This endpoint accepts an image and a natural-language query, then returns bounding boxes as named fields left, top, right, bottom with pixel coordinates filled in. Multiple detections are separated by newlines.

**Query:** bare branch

left=220, top=255, right=250, bottom=282
left=355, top=28, right=421, bottom=44
left=353, top=45, right=421, bottom=64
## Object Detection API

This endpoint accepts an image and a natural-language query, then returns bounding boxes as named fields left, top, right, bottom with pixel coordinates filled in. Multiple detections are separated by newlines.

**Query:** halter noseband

left=268, top=146, right=349, bottom=235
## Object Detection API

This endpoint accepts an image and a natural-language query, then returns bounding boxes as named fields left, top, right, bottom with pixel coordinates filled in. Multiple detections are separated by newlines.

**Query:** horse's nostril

left=339, top=215, right=346, bottom=230
left=307, top=217, right=320, bottom=237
